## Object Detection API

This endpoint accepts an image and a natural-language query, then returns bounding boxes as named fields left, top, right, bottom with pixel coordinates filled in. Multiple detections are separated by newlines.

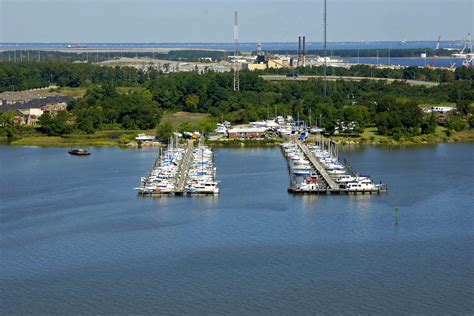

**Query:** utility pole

left=388, top=46, right=391, bottom=65
left=323, top=0, right=328, bottom=97
left=233, top=11, right=240, bottom=92
left=357, top=41, right=360, bottom=64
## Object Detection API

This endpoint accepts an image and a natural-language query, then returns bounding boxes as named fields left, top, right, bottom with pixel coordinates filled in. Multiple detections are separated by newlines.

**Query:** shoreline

left=1, top=131, right=473, bottom=148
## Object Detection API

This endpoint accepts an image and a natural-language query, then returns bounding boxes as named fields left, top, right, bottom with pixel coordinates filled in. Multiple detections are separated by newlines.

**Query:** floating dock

left=283, top=140, right=387, bottom=195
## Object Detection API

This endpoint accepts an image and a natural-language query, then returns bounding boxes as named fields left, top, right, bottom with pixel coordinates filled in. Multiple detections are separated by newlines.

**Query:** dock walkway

left=296, top=141, right=339, bottom=190
left=175, top=140, right=194, bottom=194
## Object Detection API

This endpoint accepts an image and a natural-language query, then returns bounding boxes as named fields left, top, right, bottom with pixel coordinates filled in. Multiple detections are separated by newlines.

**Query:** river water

left=1, top=144, right=473, bottom=314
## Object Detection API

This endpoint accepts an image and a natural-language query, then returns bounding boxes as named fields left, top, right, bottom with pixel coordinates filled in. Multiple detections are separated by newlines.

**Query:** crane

left=430, top=35, right=441, bottom=68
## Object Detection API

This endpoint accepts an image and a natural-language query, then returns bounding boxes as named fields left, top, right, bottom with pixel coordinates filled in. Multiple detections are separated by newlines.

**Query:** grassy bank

left=6, top=129, right=156, bottom=147
left=2, top=127, right=472, bottom=148
left=331, top=127, right=474, bottom=145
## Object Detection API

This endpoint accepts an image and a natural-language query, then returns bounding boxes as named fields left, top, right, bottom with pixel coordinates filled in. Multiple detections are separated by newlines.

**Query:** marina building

left=227, top=127, right=267, bottom=139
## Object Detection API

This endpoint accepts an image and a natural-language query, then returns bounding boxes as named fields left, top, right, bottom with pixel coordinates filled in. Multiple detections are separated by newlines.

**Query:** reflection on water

left=347, top=194, right=375, bottom=210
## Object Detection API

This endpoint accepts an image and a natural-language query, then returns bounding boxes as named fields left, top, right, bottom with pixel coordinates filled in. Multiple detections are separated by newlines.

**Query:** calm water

left=343, top=57, right=465, bottom=67
left=1, top=144, right=473, bottom=314
left=0, top=41, right=463, bottom=51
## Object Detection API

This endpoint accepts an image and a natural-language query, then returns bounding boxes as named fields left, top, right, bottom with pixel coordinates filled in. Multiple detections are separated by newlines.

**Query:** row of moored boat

left=185, top=145, right=219, bottom=194
left=282, top=141, right=385, bottom=193
left=135, top=141, right=219, bottom=196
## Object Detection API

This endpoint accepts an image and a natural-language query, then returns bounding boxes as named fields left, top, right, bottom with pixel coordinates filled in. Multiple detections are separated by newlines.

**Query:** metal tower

left=233, top=11, right=240, bottom=92
left=323, top=0, right=328, bottom=97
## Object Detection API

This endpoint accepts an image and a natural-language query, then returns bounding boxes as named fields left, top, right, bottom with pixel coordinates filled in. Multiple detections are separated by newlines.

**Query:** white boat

left=135, top=133, right=156, bottom=141
left=346, top=179, right=376, bottom=191
left=187, top=181, right=219, bottom=194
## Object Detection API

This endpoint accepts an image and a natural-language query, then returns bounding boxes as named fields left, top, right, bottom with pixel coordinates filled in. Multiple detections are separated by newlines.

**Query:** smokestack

left=303, top=36, right=306, bottom=66
left=298, top=36, right=301, bottom=63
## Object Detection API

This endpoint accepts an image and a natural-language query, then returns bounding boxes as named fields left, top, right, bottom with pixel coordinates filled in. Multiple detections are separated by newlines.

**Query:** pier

left=283, top=140, right=387, bottom=195
left=175, top=140, right=195, bottom=194
left=296, top=141, right=338, bottom=190
left=136, top=138, right=219, bottom=196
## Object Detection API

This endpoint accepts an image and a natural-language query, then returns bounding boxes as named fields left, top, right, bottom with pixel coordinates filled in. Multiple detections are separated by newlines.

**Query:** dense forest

left=1, top=61, right=473, bottom=93
left=0, top=62, right=473, bottom=141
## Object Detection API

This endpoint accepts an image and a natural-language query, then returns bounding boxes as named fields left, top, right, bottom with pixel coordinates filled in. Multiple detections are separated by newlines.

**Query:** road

left=260, top=75, right=439, bottom=86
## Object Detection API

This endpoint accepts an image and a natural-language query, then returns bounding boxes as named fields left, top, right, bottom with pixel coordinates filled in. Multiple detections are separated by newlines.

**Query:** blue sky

left=1, top=0, right=473, bottom=42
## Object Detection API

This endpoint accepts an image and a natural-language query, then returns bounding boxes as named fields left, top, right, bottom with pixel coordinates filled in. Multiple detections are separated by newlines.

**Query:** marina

left=135, top=134, right=386, bottom=196
left=135, top=138, right=219, bottom=196
left=282, top=139, right=387, bottom=194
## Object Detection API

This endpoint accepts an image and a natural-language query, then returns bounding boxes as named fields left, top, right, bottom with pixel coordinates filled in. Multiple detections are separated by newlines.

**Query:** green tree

left=446, top=117, right=466, bottom=132
left=469, top=116, right=474, bottom=129
left=156, top=121, right=174, bottom=141
left=0, top=110, right=17, bottom=140
left=420, top=113, right=437, bottom=134
left=197, top=117, right=217, bottom=134
left=456, top=99, right=470, bottom=116
left=185, top=94, right=200, bottom=111
left=38, top=111, right=72, bottom=136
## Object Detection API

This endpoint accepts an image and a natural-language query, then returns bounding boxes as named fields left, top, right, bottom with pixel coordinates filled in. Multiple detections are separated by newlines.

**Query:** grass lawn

left=160, top=111, right=210, bottom=127
left=40, top=86, right=151, bottom=99
left=50, top=87, right=88, bottom=98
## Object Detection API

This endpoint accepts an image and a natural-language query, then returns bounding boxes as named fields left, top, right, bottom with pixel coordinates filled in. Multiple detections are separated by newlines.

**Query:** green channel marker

left=395, top=207, right=399, bottom=225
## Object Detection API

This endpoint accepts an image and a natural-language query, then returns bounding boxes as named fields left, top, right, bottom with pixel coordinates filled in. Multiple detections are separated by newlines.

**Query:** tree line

left=0, top=50, right=231, bottom=64
left=2, top=62, right=473, bottom=94
left=1, top=62, right=473, bottom=141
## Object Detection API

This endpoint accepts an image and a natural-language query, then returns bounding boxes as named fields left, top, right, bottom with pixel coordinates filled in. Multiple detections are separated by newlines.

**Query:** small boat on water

left=68, top=148, right=91, bottom=156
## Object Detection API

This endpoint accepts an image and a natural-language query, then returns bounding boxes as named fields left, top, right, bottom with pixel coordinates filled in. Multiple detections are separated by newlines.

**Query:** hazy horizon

left=1, top=0, right=473, bottom=43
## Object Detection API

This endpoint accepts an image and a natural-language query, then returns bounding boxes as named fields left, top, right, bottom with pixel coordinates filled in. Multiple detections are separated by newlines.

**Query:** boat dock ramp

left=135, top=138, right=219, bottom=196
left=282, top=139, right=387, bottom=195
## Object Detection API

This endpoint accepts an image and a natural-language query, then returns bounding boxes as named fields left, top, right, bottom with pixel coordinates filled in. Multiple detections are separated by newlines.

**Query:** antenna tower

left=233, top=11, right=240, bottom=92
left=323, top=0, right=328, bottom=97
